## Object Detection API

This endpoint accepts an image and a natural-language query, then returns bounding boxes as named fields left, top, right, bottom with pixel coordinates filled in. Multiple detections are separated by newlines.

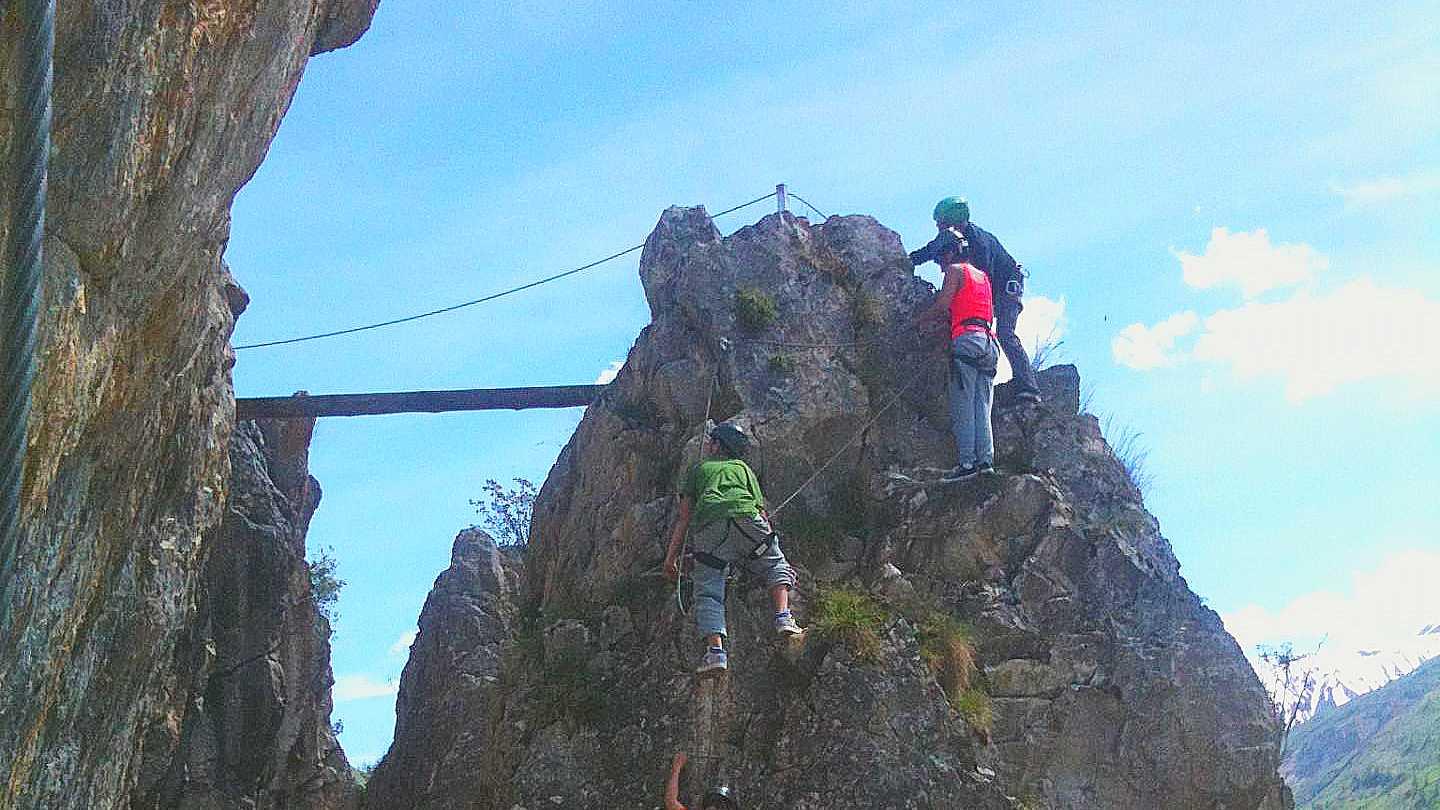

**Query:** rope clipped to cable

left=1, top=0, right=55, bottom=605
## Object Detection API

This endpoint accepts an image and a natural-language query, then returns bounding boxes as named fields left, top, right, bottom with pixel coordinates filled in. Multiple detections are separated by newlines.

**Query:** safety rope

left=768, top=370, right=927, bottom=518
left=235, top=190, right=780, bottom=350
left=675, top=366, right=719, bottom=617
left=0, top=0, right=55, bottom=609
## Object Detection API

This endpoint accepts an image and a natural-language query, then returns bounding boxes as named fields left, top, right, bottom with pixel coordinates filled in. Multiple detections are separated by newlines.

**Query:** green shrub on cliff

left=734, top=286, right=778, bottom=332
left=813, top=585, right=887, bottom=662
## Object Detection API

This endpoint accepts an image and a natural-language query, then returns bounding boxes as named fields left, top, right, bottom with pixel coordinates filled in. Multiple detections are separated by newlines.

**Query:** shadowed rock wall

left=0, top=2, right=376, bottom=807
left=143, top=418, right=356, bottom=809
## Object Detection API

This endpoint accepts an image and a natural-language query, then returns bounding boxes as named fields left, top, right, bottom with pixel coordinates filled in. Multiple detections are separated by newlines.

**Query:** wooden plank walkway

left=236, top=384, right=605, bottom=419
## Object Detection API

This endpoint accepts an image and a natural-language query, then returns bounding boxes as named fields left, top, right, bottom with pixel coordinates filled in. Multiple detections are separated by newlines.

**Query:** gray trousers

left=691, top=513, right=796, bottom=639
left=996, top=297, right=1040, bottom=396
left=949, top=331, right=998, bottom=468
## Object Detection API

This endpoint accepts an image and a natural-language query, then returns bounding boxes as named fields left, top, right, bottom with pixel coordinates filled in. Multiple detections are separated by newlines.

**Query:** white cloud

left=1332, top=170, right=1440, bottom=207
left=1116, top=225, right=1440, bottom=402
left=333, top=674, right=399, bottom=703
left=1112, top=311, right=1199, bottom=370
left=388, top=630, right=417, bottom=656
left=1190, top=277, right=1440, bottom=401
left=996, top=294, right=1066, bottom=384
left=1176, top=227, right=1328, bottom=299
left=595, top=360, right=624, bottom=385
left=1223, top=548, right=1440, bottom=657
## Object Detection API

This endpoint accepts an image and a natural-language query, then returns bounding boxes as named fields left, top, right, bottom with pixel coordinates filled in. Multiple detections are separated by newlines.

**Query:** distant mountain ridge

left=1284, top=653, right=1440, bottom=807
left=1300, top=624, right=1440, bottom=721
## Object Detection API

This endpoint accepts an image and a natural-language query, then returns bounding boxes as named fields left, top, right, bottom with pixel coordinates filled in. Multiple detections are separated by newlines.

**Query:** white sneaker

left=775, top=612, right=804, bottom=636
left=696, top=647, right=728, bottom=674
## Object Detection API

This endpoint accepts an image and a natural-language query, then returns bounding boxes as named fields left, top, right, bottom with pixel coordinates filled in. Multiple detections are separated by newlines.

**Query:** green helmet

left=933, top=196, right=970, bottom=227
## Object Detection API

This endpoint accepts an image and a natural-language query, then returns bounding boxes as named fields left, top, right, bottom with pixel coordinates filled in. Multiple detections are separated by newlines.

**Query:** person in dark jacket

left=910, top=197, right=1042, bottom=403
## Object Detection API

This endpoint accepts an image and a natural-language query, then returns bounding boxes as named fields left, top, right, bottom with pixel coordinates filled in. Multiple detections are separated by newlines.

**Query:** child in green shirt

left=664, top=422, right=802, bottom=674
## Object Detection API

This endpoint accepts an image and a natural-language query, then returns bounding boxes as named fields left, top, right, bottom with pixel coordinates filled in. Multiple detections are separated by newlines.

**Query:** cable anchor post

left=776, top=184, right=787, bottom=214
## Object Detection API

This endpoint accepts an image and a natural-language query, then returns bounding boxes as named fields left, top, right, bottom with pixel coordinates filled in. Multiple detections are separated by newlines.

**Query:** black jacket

left=909, top=223, right=1023, bottom=296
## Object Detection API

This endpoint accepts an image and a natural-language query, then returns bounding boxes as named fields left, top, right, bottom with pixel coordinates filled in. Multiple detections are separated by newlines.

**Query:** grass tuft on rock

left=734, top=287, right=778, bottom=332
left=534, top=650, right=608, bottom=728
left=918, top=612, right=977, bottom=704
left=955, top=687, right=993, bottom=737
left=812, top=585, right=887, bottom=662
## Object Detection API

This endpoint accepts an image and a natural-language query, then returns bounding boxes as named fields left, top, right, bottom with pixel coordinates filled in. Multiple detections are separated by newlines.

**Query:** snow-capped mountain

left=1299, top=624, right=1440, bottom=721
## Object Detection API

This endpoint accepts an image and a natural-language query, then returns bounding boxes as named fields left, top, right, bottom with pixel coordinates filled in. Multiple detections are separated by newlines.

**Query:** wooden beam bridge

left=236, top=384, right=606, bottom=419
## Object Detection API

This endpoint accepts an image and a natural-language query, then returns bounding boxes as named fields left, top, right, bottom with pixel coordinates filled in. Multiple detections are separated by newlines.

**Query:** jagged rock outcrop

left=0, top=3, right=376, bottom=807
left=141, top=418, right=355, bottom=809
left=364, top=529, right=523, bottom=809
left=374, top=208, right=1292, bottom=808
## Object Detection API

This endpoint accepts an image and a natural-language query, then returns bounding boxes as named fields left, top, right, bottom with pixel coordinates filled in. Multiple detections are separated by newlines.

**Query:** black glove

left=908, top=230, right=963, bottom=267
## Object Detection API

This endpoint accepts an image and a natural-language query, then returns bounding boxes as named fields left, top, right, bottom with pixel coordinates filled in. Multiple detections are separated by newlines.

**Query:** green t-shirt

left=685, top=458, right=765, bottom=527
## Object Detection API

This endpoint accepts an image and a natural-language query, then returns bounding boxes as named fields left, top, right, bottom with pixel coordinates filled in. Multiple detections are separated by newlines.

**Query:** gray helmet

left=702, top=784, right=738, bottom=809
left=708, top=423, right=751, bottom=458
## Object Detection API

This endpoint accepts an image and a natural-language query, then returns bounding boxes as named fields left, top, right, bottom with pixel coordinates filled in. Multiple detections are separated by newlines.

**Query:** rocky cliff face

left=371, top=208, right=1293, bottom=808
left=363, top=529, right=523, bottom=809
left=0, top=2, right=375, bottom=807
left=142, top=418, right=356, bottom=809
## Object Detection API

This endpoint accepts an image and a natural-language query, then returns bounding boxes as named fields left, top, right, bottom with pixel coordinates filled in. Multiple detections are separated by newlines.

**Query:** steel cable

left=1, top=0, right=54, bottom=602
left=235, top=190, right=779, bottom=350
left=789, top=193, right=828, bottom=220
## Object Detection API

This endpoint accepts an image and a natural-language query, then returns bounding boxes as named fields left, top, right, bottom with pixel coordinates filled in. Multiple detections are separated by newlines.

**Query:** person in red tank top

left=924, top=240, right=1000, bottom=483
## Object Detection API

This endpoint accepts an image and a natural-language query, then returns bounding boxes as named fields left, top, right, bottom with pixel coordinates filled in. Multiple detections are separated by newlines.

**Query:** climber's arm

left=665, top=752, right=689, bottom=810
left=928, top=260, right=963, bottom=321
left=664, top=497, right=693, bottom=582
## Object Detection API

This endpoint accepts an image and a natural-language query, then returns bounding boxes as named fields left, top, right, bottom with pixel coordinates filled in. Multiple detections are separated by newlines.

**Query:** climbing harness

left=690, top=517, right=778, bottom=571
left=1, top=0, right=54, bottom=612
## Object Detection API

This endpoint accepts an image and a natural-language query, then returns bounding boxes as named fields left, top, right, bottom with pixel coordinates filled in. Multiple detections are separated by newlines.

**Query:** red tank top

left=950, top=263, right=994, bottom=339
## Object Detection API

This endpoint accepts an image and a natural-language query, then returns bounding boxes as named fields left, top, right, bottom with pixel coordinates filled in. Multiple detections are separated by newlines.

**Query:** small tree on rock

left=308, top=547, right=345, bottom=624
left=471, top=478, right=537, bottom=548
left=1257, top=641, right=1323, bottom=756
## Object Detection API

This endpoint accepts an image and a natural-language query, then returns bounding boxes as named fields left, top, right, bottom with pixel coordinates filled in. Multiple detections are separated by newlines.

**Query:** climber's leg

left=949, top=337, right=981, bottom=469
left=974, top=339, right=998, bottom=468
left=734, top=514, right=802, bottom=635
left=691, top=525, right=731, bottom=643
left=996, top=297, right=1040, bottom=401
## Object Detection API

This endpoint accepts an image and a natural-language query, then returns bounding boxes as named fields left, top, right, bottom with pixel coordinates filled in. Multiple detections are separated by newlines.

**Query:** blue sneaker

left=697, top=647, right=728, bottom=674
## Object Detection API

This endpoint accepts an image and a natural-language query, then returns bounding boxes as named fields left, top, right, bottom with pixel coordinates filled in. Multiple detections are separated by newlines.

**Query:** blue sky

left=226, top=2, right=1440, bottom=764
